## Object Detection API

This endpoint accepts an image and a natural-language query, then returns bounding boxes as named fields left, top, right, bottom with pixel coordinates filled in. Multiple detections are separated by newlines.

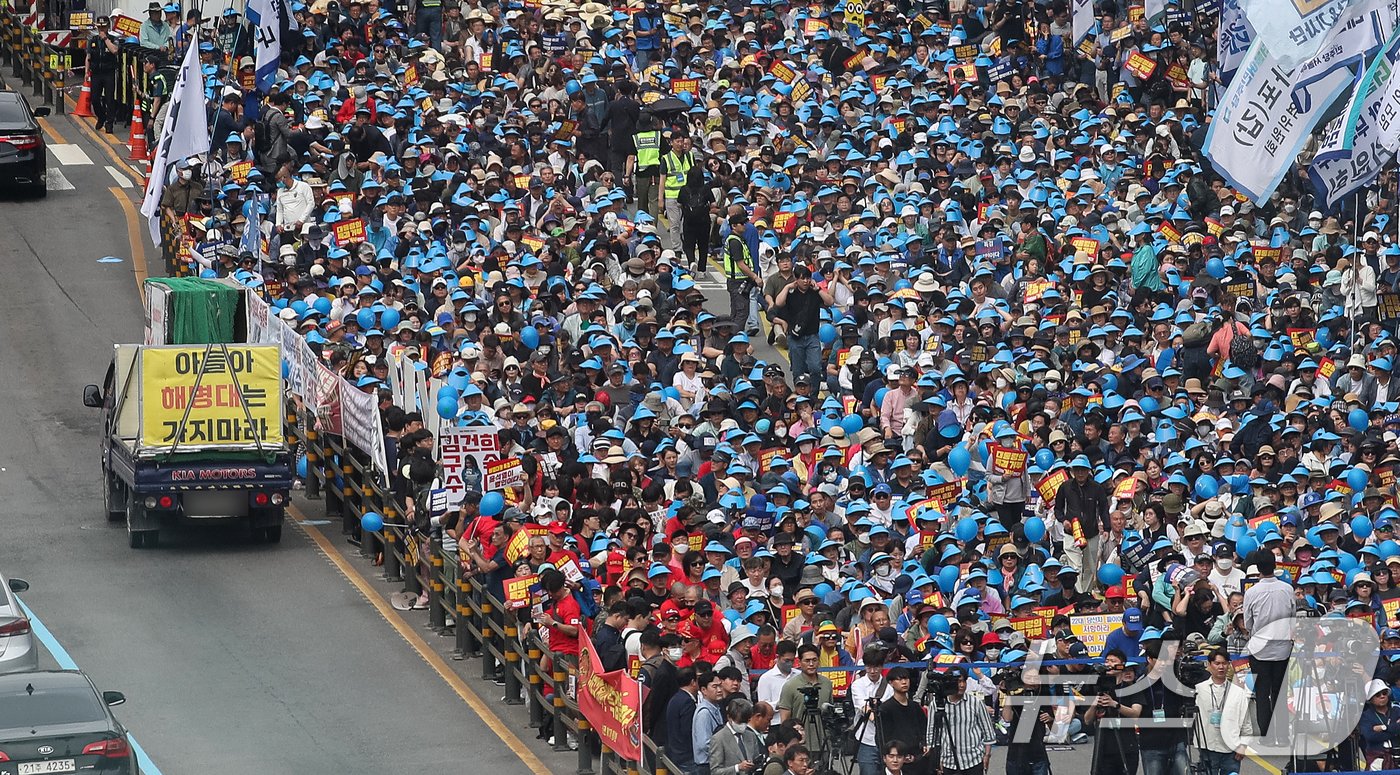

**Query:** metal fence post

left=382, top=526, right=402, bottom=583
left=551, top=665, right=569, bottom=751
left=576, top=724, right=595, bottom=775
left=527, top=642, right=545, bottom=728
left=451, top=566, right=471, bottom=659
left=428, top=534, right=446, bottom=634
left=304, top=425, right=321, bottom=500
left=503, top=619, right=523, bottom=704
left=480, top=600, right=497, bottom=681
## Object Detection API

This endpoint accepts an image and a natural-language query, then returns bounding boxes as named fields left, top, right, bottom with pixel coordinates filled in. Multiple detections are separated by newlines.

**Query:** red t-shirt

left=549, top=593, right=583, bottom=657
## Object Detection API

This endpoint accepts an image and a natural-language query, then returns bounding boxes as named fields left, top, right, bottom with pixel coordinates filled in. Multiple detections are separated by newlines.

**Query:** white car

left=0, top=571, right=36, bottom=673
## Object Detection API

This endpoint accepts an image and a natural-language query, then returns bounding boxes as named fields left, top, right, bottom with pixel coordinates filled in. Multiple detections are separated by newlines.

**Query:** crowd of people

left=104, top=0, right=1400, bottom=769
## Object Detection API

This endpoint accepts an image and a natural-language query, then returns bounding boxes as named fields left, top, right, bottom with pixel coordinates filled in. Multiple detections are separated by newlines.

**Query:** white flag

left=1204, top=38, right=1352, bottom=202
left=1219, top=0, right=1256, bottom=80
left=1310, top=35, right=1400, bottom=203
left=139, top=42, right=210, bottom=249
left=246, top=0, right=290, bottom=92
left=1377, top=58, right=1400, bottom=153
left=1291, top=0, right=1398, bottom=110
left=1241, top=0, right=1360, bottom=69
left=1072, top=0, right=1095, bottom=43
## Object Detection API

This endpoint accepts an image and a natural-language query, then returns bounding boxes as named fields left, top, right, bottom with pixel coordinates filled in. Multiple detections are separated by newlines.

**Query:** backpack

left=1228, top=323, right=1258, bottom=370
left=254, top=112, right=274, bottom=157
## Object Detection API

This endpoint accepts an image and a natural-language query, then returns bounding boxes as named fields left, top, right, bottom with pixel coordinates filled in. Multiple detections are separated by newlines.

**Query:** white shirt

left=1208, top=565, right=1246, bottom=599
left=275, top=179, right=315, bottom=228
left=756, top=664, right=794, bottom=708
left=849, top=672, right=894, bottom=747
left=1193, top=677, right=1234, bottom=753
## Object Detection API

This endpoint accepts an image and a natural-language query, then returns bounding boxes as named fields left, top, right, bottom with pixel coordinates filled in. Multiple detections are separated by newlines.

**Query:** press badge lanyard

left=1208, top=681, right=1224, bottom=726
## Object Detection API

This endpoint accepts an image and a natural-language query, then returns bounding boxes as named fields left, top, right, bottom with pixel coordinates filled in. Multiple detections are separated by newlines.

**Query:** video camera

left=1090, top=664, right=1118, bottom=695
left=796, top=684, right=823, bottom=713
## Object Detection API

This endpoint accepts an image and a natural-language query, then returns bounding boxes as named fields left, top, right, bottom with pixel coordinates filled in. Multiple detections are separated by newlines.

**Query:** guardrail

left=287, top=407, right=677, bottom=775
left=0, top=4, right=68, bottom=112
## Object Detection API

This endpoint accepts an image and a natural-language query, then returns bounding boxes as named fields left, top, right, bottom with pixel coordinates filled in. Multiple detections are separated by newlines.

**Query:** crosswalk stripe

left=46, top=168, right=74, bottom=190
left=106, top=165, right=134, bottom=188
left=49, top=143, right=92, bottom=166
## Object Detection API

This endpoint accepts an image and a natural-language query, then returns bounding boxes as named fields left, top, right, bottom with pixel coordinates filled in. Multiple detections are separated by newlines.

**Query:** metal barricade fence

left=289, top=406, right=679, bottom=775
left=0, top=3, right=69, bottom=112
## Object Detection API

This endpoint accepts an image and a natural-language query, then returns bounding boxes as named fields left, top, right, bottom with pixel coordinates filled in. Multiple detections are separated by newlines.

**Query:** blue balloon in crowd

left=1205, top=258, right=1226, bottom=278
left=1234, top=534, right=1258, bottom=560
left=1350, top=408, right=1371, bottom=432
left=480, top=492, right=505, bottom=517
left=361, top=512, right=384, bottom=533
left=1338, top=552, right=1359, bottom=573
left=955, top=517, right=979, bottom=542
left=818, top=323, right=838, bottom=345
left=437, top=384, right=461, bottom=403
left=1024, top=517, right=1046, bottom=543
left=437, top=396, right=459, bottom=419
left=1034, top=448, right=1055, bottom=469
left=977, top=439, right=992, bottom=464
left=948, top=444, right=972, bottom=476
left=379, top=308, right=401, bottom=329
left=520, top=326, right=540, bottom=349
left=937, top=564, right=960, bottom=594
left=312, top=297, right=332, bottom=315
left=1348, top=467, right=1370, bottom=492
left=927, top=613, right=950, bottom=635
left=1098, top=563, right=1124, bottom=586
left=1353, top=515, right=1375, bottom=539
left=296, top=456, right=308, bottom=479
left=1382, top=539, right=1400, bottom=559
left=841, top=414, right=864, bottom=435
left=356, top=309, right=377, bottom=330
left=1194, top=476, right=1218, bottom=500
left=874, top=388, right=888, bottom=408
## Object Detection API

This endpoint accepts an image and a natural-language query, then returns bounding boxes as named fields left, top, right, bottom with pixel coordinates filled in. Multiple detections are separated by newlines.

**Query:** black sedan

left=0, top=91, right=47, bottom=198
left=0, top=671, right=133, bottom=775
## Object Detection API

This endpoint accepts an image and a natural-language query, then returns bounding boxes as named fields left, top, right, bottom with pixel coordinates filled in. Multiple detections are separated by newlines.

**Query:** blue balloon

left=1353, top=515, right=1375, bottom=539
left=948, top=445, right=972, bottom=476
left=437, top=396, right=459, bottom=419
left=1348, top=467, right=1370, bottom=492
left=379, top=308, right=401, bottom=329
left=356, top=309, right=377, bottom=329
left=520, top=326, right=540, bottom=349
left=312, top=296, right=332, bottom=315
left=937, top=564, right=960, bottom=594
left=1194, top=476, right=1218, bottom=500
left=1024, top=516, right=1046, bottom=543
left=1338, top=552, right=1359, bottom=573
left=841, top=414, right=865, bottom=435
left=1231, top=474, right=1251, bottom=493
left=1316, top=327, right=1333, bottom=348
left=1234, top=534, right=1258, bottom=560
left=1205, top=258, right=1226, bottom=278
left=361, top=511, right=384, bottom=532
left=437, top=384, right=461, bottom=403
left=1035, top=448, right=1055, bottom=469
left=1098, top=563, right=1124, bottom=586
left=1382, top=539, right=1400, bottom=559
left=296, top=456, right=308, bottom=479
left=818, top=323, right=837, bottom=345
left=874, top=388, right=888, bottom=408
left=1350, top=408, right=1371, bottom=432
left=927, top=613, right=950, bottom=635
left=977, top=439, right=992, bottom=464
left=480, top=492, right=505, bottom=517
left=955, top=517, right=979, bottom=542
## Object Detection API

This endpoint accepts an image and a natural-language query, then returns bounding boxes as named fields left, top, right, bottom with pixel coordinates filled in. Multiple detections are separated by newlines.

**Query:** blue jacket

left=665, top=689, right=698, bottom=770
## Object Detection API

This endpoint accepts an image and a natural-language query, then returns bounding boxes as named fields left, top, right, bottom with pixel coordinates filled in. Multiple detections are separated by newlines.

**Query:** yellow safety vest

left=723, top=234, right=752, bottom=280
left=634, top=130, right=661, bottom=170
left=663, top=150, right=694, bottom=196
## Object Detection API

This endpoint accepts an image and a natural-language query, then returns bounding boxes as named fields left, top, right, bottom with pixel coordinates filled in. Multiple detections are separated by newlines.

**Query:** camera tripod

left=926, top=690, right=956, bottom=775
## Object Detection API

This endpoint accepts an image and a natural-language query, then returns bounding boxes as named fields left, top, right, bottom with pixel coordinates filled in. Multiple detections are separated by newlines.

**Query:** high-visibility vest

left=634, top=130, right=661, bottom=170
left=723, top=234, right=752, bottom=280
left=663, top=150, right=694, bottom=197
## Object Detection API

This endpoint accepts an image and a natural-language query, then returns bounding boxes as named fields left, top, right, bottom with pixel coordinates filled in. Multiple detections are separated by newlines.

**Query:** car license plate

left=18, top=760, right=76, bottom=774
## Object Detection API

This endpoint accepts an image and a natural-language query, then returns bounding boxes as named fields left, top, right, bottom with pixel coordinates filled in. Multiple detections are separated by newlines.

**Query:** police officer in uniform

left=723, top=211, right=760, bottom=330
left=87, top=16, right=122, bottom=134
left=632, top=115, right=663, bottom=217
left=413, top=0, right=443, bottom=49
left=659, top=132, right=694, bottom=252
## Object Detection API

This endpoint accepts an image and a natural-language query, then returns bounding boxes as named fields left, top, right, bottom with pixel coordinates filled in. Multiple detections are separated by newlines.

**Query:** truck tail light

left=144, top=496, right=175, bottom=509
left=253, top=492, right=269, bottom=506
left=270, top=493, right=285, bottom=505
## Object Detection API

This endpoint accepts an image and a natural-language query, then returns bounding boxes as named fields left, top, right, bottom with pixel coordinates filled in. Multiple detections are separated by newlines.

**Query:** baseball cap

left=1122, top=607, right=1144, bottom=633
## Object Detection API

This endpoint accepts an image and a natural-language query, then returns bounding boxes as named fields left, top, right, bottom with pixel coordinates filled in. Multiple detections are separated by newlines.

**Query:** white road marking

left=46, top=168, right=74, bottom=190
left=106, top=165, right=133, bottom=188
left=49, top=143, right=92, bottom=166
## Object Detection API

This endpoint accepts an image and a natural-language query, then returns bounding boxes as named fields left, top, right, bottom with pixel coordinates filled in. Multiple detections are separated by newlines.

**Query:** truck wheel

left=265, top=525, right=283, bottom=543
left=128, top=530, right=145, bottom=549
left=103, top=474, right=125, bottom=522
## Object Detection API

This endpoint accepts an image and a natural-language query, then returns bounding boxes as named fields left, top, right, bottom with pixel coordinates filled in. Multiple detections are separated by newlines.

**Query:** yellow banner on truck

left=140, top=345, right=282, bottom=449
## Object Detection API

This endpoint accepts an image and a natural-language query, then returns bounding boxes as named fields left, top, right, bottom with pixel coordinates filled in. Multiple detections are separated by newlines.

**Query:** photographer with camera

left=709, top=698, right=766, bottom=775
left=926, top=667, right=996, bottom=775
left=1193, top=648, right=1243, bottom=775
left=1086, top=648, right=1145, bottom=775
left=778, top=644, right=834, bottom=759
left=852, top=648, right=895, bottom=775
left=998, top=655, right=1053, bottom=775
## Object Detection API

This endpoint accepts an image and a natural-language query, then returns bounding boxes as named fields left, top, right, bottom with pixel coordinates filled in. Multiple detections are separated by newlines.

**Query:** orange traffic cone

left=127, top=103, right=148, bottom=161
left=73, top=68, right=94, bottom=117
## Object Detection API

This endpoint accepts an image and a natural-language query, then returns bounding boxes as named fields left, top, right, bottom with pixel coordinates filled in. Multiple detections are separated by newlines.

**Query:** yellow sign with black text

left=140, top=345, right=282, bottom=449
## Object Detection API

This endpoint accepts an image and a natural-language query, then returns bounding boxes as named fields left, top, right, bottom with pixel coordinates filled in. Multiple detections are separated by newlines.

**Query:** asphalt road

left=0, top=93, right=538, bottom=775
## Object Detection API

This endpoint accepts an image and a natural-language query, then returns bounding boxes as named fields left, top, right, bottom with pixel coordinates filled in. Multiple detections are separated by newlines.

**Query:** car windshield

left=0, top=684, right=104, bottom=729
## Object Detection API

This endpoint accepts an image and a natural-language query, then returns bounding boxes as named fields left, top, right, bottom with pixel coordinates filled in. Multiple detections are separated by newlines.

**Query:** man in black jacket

left=592, top=601, right=630, bottom=673
left=1054, top=454, right=1109, bottom=594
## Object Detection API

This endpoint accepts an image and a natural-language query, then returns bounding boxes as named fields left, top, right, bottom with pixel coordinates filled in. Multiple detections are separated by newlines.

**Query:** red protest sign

left=333, top=217, right=366, bottom=244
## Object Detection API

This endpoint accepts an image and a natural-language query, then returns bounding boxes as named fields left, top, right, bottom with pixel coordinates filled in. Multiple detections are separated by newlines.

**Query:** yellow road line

left=1244, top=752, right=1282, bottom=775
left=289, top=504, right=554, bottom=775
left=38, top=117, right=67, bottom=145
left=109, top=186, right=147, bottom=303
